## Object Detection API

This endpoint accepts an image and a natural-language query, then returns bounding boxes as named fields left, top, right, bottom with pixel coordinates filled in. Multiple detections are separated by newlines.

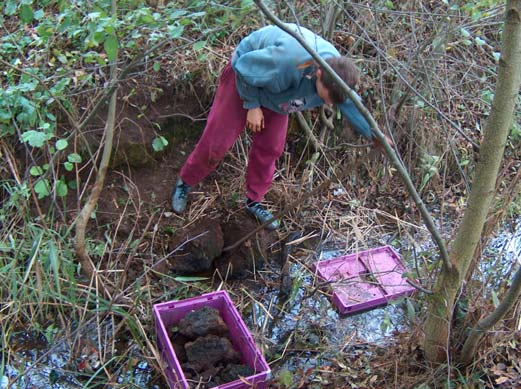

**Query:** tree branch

left=253, top=0, right=453, bottom=271
left=460, top=264, right=521, bottom=365
left=74, top=0, right=119, bottom=292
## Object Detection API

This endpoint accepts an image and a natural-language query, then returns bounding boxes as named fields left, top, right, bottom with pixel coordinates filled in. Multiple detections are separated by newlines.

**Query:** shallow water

left=479, top=220, right=521, bottom=289
left=244, top=246, right=415, bottom=377
left=2, top=329, right=159, bottom=389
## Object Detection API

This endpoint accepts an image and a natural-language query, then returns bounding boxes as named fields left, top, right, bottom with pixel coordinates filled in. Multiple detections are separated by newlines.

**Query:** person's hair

left=320, top=57, right=359, bottom=104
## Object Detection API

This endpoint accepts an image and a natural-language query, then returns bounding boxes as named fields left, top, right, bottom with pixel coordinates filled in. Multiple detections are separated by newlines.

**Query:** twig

left=341, top=8, right=480, bottom=151
left=295, top=112, right=321, bottom=151
left=460, top=264, right=521, bottom=364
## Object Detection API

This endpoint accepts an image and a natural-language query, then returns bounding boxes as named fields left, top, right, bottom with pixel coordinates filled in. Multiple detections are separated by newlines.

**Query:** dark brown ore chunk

left=178, top=306, right=228, bottom=339
left=184, top=334, right=241, bottom=370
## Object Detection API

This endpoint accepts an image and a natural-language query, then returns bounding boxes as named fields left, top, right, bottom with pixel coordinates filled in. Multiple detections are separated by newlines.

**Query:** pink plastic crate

left=313, top=246, right=414, bottom=315
left=153, top=290, right=270, bottom=389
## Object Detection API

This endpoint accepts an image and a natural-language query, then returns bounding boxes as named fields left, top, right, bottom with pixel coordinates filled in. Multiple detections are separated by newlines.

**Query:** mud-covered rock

left=184, top=334, right=241, bottom=370
left=167, top=218, right=224, bottom=274
left=214, top=214, right=274, bottom=279
left=178, top=306, right=228, bottom=339
left=168, top=306, right=259, bottom=388
left=218, top=363, right=255, bottom=383
left=168, top=331, right=190, bottom=363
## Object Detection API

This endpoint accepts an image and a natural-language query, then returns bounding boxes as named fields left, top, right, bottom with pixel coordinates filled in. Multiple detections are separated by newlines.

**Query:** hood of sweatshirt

left=231, top=23, right=372, bottom=139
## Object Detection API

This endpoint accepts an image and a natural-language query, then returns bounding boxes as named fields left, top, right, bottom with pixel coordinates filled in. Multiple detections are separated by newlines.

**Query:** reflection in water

left=2, top=330, right=159, bottom=389
left=247, top=248, right=414, bottom=374
left=480, top=222, right=521, bottom=289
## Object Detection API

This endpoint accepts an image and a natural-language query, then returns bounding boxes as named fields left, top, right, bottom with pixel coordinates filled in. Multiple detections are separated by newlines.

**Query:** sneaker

left=245, top=200, right=280, bottom=231
left=171, top=178, right=191, bottom=214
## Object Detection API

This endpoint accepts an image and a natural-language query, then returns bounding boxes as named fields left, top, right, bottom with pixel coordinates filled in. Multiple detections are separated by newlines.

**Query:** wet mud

left=160, top=214, right=275, bottom=279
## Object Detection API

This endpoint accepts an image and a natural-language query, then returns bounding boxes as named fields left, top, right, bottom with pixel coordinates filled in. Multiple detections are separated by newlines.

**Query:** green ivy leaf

left=20, top=4, right=33, bottom=24
left=56, top=139, right=68, bottom=150
left=5, top=0, right=18, bottom=15
left=167, top=25, right=184, bottom=38
left=104, top=34, right=118, bottom=62
left=0, top=109, right=11, bottom=124
left=34, top=9, right=44, bottom=20
left=34, top=179, right=50, bottom=199
left=153, top=62, right=160, bottom=72
left=50, top=77, right=71, bottom=95
left=64, top=162, right=73, bottom=171
left=55, top=179, right=68, bottom=197
left=21, top=130, right=49, bottom=148
left=68, top=153, right=82, bottom=163
left=16, top=80, right=38, bottom=92
left=30, top=166, right=44, bottom=176
left=193, top=40, right=206, bottom=51
left=168, top=10, right=188, bottom=19
left=16, top=96, right=37, bottom=125
left=152, top=136, right=168, bottom=151
left=36, top=22, right=54, bottom=41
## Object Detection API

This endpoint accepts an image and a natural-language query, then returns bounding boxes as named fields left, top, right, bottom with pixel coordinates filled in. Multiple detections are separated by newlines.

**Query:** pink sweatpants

left=179, top=62, right=289, bottom=202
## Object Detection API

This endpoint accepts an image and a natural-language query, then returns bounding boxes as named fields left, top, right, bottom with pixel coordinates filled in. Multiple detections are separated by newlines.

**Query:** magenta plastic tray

left=313, top=246, right=414, bottom=315
left=153, top=290, right=270, bottom=389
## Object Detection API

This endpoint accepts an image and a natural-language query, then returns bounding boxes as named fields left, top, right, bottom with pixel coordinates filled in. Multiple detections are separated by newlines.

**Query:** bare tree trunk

left=424, top=0, right=521, bottom=363
left=75, top=0, right=119, bottom=287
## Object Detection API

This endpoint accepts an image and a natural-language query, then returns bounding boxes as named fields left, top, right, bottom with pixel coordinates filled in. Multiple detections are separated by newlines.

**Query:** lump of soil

left=166, top=218, right=224, bottom=274
left=218, top=363, right=255, bottom=383
left=184, top=334, right=241, bottom=371
left=214, top=214, right=275, bottom=279
left=168, top=306, right=259, bottom=388
left=178, top=306, right=228, bottom=339
left=168, top=332, right=190, bottom=363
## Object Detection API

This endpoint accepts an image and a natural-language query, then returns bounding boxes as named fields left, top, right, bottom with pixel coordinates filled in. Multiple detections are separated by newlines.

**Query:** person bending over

left=172, top=23, right=373, bottom=230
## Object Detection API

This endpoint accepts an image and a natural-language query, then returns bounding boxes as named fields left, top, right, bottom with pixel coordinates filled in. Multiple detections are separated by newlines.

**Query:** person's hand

left=247, top=108, right=264, bottom=133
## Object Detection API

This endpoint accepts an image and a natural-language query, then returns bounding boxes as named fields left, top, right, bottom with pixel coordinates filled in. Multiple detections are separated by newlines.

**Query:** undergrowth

left=0, top=0, right=519, bottom=388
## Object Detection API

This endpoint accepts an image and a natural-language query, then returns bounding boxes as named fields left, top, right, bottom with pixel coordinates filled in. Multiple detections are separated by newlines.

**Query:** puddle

left=2, top=327, right=160, bottom=389
left=480, top=221, right=521, bottom=289
left=246, top=247, right=414, bottom=374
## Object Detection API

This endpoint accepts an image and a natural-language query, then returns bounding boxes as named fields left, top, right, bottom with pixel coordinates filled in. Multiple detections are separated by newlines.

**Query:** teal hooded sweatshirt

left=231, top=23, right=372, bottom=139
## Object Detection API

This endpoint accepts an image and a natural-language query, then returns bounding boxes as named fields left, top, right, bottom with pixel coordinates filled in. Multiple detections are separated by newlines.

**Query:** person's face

left=316, top=69, right=334, bottom=106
